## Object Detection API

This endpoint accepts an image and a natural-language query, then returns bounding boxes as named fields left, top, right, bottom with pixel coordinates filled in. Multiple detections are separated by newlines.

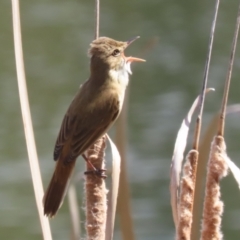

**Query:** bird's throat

left=109, top=64, right=130, bottom=88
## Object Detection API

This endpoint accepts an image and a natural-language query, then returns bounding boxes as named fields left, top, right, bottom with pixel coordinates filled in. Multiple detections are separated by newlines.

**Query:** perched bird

left=43, top=36, right=145, bottom=217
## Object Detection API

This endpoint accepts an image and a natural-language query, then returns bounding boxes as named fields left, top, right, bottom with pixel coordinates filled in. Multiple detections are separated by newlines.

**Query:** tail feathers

left=43, top=160, right=75, bottom=218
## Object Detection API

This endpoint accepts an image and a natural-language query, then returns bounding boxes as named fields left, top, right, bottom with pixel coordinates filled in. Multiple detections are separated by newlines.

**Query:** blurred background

left=1, top=0, right=240, bottom=239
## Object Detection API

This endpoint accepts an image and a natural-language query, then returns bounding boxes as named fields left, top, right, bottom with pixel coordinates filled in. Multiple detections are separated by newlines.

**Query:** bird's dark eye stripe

left=112, top=49, right=120, bottom=56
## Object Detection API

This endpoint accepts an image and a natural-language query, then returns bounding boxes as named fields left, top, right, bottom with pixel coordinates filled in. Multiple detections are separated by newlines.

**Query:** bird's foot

left=84, top=169, right=107, bottom=178
left=82, top=154, right=107, bottom=178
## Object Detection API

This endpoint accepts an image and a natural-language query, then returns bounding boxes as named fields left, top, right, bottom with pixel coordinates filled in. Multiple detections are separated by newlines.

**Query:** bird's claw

left=84, top=168, right=107, bottom=179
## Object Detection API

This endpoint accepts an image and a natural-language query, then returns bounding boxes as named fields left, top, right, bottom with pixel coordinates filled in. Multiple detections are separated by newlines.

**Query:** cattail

left=200, top=136, right=228, bottom=240
left=177, top=150, right=199, bottom=240
left=85, top=135, right=108, bottom=240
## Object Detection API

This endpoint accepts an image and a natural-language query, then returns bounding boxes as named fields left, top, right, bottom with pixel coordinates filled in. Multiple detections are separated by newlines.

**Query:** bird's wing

left=53, top=92, right=120, bottom=163
left=53, top=113, right=77, bottom=160
left=69, top=94, right=120, bottom=162
left=54, top=84, right=84, bottom=161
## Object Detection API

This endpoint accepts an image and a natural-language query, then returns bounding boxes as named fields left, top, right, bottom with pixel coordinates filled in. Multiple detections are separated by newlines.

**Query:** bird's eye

left=112, top=49, right=120, bottom=56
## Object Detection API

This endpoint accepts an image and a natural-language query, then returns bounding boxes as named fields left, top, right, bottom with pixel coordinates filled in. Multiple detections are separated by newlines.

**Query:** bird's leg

left=82, top=154, right=107, bottom=178
left=82, top=153, right=97, bottom=171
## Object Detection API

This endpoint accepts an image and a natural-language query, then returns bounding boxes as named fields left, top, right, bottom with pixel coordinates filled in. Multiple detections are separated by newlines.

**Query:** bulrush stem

left=85, top=135, right=107, bottom=240
left=218, top=3, right=240, bottom=136
left=193, top=0, right=220, bottom=150
left=94, top=0, right=100, bottom=39
left=200, top=136, right=228, bottom=240
left=177, top=150, right=199, bottom=240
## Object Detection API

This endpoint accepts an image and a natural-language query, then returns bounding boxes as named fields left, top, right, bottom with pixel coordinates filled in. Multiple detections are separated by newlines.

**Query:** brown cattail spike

left=200, top=136, right=228, bottom=240
left=85, top=135, right=108, bottom=240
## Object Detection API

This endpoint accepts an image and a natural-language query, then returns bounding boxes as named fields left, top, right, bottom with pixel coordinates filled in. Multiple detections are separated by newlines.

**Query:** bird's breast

left=107, top=68, right=129, bottom=111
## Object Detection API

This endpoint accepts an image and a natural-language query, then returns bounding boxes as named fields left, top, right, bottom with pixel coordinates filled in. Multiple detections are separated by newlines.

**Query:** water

left=1, top=0, right=240, bottom=239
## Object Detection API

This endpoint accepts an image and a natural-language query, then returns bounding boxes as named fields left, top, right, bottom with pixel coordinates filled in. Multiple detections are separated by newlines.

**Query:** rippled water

left=1, top=1, right=240, bottom=239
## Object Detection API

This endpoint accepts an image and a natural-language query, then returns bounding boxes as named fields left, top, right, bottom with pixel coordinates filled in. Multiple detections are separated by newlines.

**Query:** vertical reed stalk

left=218, top=1, right=240, bottom=136
left=193, top=0, right=220, bottom=150
left=95, top=0, right=100, bottom=39
left=11, top=0, right=52, bottom=239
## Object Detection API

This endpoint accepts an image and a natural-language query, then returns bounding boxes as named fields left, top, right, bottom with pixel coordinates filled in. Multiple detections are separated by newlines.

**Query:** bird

left=43, top=36, right=145, bottom=217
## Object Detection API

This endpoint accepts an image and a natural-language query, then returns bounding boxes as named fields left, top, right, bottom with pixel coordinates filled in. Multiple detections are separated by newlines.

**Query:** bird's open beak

left=124, top=56, right=145, bottom=75
left=125, top=36, right=146, bottom=63
left=125, top=56, right=145, bottom=63
left=123, top=36, right=145, bottom=74
left=126, top=36, right=141, bottom=46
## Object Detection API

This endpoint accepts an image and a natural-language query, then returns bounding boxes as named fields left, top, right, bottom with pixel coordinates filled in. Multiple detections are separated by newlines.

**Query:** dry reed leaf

left=224, top=157, right=240, bottom=189
left=170, top=88, right=215, bottom=228
left=226, top=103, right=240, bottom=114
left=67, top=184, right=81, bottom=240
left=114, top=88, right=135, bottom=240
left=105, top=135, right=121, bottom=240
left=11, top=1, right=52, bottom=239
left=222, top=104, right=240, bottom=189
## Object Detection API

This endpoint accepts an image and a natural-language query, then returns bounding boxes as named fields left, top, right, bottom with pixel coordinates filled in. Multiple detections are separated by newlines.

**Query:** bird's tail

left=43, top=159, right=76, bottom=217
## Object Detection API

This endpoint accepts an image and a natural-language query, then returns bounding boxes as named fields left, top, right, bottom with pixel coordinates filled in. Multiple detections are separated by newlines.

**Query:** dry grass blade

left=224, top=105, right=240, bottom=189
left=11, top=1, right=52, bottom=239
left=105, top=135, right=121, bottom=240
left=200, top=136, right=228, bottom=240
left=67, top=184, right=81, bottom=240
left=170, top=88, right=214, bottom=228
left=115, top=88, right=135, bottom=240
left=85, top=135, right=107, bottom=240
left=226, top=103, right=240, bottom=114
left=225, top=157, right=240, bottom=189
left=222, top=104, right=240, bottom=189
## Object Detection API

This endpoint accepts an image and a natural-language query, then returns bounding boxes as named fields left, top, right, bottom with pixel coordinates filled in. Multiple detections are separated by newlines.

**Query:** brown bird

left=43, top=36, right=145, bottom=217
